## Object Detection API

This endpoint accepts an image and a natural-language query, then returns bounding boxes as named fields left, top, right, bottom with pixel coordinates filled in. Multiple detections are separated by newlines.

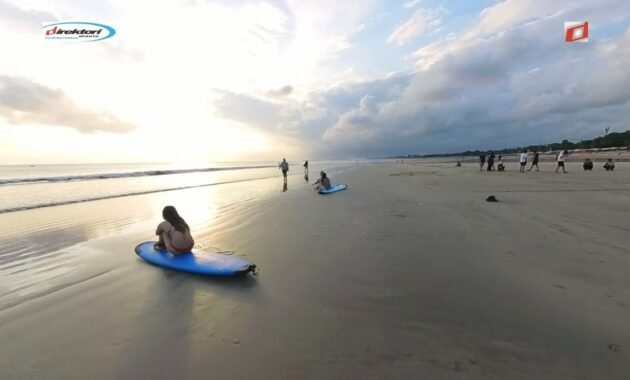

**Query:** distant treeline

left=397, top=130, right=630, bottom=158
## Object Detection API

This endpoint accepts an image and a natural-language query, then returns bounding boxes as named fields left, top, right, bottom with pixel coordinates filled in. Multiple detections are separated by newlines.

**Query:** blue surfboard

left=319, top=184, right=348, bottom=194
left=134, top=241, right=256, bottom=276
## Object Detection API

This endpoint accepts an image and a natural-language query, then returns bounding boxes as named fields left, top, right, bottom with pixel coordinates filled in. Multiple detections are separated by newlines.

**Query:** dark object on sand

left=608, top=343, right=622, bottom=352
left=603, top=159, right=615, bottom=171
left=486, top=195, right=498, bottom=202
left=456, top=161, right=461, bottom=167
left=583, top=159, right=593, bottom=171
left=497, top=163, right=505, bottom=172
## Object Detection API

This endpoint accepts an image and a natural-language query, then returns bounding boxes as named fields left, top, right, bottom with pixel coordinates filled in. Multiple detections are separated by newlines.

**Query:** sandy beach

left=1, top=161, right=630, bottom=379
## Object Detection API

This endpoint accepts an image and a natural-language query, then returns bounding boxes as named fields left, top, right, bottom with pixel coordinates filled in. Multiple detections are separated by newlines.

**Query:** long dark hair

left=162, top=206, right=189, bottom=233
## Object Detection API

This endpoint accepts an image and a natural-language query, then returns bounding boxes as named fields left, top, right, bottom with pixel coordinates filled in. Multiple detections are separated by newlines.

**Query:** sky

left=0, top=0, right=629, bottom=164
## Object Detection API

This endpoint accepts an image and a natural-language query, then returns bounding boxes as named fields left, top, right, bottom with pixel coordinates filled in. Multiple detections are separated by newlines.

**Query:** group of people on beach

left=154, top=152, right=618, bottom=256
left=583, top=158, right=616, bottom=171
left=278, top=158, right=332, bottom=191
left=479, top=150, right=616, bottom=173
left=153, top=159, right=332, bottom=255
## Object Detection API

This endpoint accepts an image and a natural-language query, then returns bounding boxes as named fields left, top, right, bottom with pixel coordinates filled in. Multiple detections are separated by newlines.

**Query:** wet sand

left=1, top=162, right=630, bottom=379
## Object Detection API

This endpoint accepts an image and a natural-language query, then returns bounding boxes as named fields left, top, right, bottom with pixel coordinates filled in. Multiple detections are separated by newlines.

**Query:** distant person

left=479, top=154, right=486, bottom=171
left=154, top=206, right=194, bottom=255
left=279, top=158, right=289, bottom=184
left=555, top=150, right=568, bottom=173
left=487, top=152, right=495, bottom=171
left=603, top=159, right=615, bottom=171
left=456, top=161, right=462, bottom=167
left=527, top=152, right=540, bottom=172
left=519, top=150, right=528, bottom=173
left=303, top=160, right=309, bottom=175
left=583, top=158, right=593, bottom=171
left=314, top=171, right=332, bottom=191
left=497, top=155, right=505, bottom=171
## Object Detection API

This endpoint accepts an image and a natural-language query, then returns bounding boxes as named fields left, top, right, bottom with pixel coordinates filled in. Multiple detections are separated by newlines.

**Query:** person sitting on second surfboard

left=314, top=171, right=332, bottom=191
left=154, top=205, right=195, bottom=255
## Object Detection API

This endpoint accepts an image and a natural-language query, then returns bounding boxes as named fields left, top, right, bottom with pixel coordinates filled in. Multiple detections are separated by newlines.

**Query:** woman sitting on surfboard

left=154, top=206, right=195, bottom=255
left=314, top=171, right=332, bottom=191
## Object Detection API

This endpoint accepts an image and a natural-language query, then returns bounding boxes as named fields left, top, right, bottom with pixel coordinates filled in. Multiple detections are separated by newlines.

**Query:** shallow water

left=0, top=160, right=363, bottom=213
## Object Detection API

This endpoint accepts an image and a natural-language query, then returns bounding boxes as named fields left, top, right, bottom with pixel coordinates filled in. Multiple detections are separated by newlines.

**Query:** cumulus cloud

left=215, top=0, right=630, bottom=157
left=319, top=0, right=630, bottom=155
left=0, top=76, right=135, bottom=133
left=388, top=8, right=447, bottom=45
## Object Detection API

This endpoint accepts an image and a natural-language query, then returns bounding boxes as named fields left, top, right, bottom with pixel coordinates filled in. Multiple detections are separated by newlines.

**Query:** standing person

left=519, top=150, right=528, bottom=173
left=487, top=152, right=495, bottom=171
left=154, top=206, right=195, bottom=255
left=479, top=154, right=486, bottom=171
left=279, top=158, right=289, bottom=184
left=303, top=160, right=309, bottom=175
left=527, top=151, right=540, bottom=172
left=555, top=150, right=568, bottom=173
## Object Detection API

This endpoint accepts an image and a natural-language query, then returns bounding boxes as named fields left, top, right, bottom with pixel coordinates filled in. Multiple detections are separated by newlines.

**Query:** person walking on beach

left=487, top=152, right=495, bottom=171
left=527, top=152, right=540, bottom=172
left=555, top=150, right=568, bottom=173
left=154, top=206, right=195, bottom=255
left=303, top=160, right=309, bottom=175
left=279, top=158, right=289, bottom=184
left=519, top=150, right=528, bottom=173
left=479, top=154, right=486, bottom=171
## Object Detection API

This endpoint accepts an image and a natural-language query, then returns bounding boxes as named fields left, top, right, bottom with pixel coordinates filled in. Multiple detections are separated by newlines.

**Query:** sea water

left=0, top=160, right=364, bottom=213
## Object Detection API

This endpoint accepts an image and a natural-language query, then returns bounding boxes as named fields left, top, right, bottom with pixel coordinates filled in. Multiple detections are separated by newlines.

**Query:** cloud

left=211, top=0, right=630, bottom=158
left=267, top=85, right=294, bottom=97
left=0, top=0, right=56, bottom=32
left=320, top=0, right=630, bottom=156
left=212, top=73, right=413, bottom=152
left=213, top=91, right=282, bottom=131
left=99, top=43, right=145, bottom=63
left=403, top=0, right=422, bottom=9
left=388, top=7, right=447, bottom=45
left=213, top=88, right=328, bottom=137
left=0, top=76, right=135, bottom=133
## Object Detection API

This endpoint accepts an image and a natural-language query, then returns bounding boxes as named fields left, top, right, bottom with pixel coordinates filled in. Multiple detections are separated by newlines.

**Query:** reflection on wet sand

left=113, top=266, right=259, bottom=378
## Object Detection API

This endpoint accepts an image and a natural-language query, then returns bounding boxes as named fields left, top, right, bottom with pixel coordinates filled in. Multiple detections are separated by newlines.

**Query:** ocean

left=0, top=160, right=364, bottom=213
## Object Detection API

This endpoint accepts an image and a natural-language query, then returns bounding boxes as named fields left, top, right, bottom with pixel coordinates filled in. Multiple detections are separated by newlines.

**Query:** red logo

left=565, top=21, right=588, bottom=43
